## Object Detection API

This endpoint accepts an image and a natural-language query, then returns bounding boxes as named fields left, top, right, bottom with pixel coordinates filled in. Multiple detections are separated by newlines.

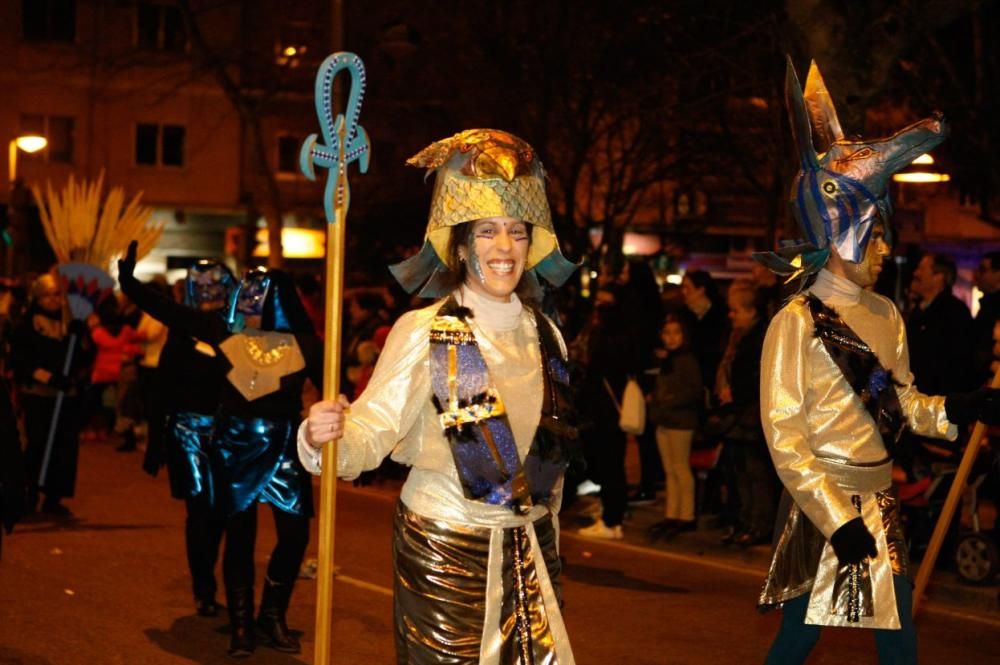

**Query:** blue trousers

left=765, top=575, right=917, bottom=665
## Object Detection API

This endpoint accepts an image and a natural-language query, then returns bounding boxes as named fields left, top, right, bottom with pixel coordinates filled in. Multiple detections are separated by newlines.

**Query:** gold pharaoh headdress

left=390, top=129, right=576, bottom=297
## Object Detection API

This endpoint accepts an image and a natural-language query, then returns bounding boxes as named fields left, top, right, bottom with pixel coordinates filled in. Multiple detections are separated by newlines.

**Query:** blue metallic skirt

left=165, top=412, right=216, bottom=502
left=211, top=415, right=313, bottom=518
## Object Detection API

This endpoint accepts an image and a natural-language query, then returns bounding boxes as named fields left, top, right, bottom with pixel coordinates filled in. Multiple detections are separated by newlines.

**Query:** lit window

left=136, top=123, right=186, bottom=167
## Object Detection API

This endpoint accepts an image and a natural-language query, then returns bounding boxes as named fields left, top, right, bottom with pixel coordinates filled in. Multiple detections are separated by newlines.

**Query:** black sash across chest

left=806, top=294, right=905, bottom=455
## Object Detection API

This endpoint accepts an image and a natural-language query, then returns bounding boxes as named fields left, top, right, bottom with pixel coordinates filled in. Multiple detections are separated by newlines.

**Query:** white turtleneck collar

left=457, top=286, right=523, bottom=331
left=810, top=268, right=863, bottom=307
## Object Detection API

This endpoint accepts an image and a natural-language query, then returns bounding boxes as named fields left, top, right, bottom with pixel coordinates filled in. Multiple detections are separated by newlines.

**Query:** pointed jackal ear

left=785, top=56, right=820, bottom=170
left=804, top=60, right=845, bottom=153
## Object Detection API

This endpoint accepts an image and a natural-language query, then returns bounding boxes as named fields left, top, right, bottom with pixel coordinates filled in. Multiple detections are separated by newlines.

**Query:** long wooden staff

left=299, top=52, right=370, bottom=664
left=912, top=367, right=1000, bottom=617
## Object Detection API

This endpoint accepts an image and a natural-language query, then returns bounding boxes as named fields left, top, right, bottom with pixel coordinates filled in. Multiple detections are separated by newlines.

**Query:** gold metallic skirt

left=758, top=483, right=909, bottom=630
left=392, top=501, right=572, bottom=664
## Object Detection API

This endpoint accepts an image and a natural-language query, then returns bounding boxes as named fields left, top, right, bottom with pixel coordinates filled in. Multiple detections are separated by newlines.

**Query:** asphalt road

left=1, top=439, right=997, bottom=664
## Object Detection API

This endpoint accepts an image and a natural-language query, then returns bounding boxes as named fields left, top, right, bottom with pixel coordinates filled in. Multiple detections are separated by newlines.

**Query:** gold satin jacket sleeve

left=336, top=306, right=436, bottom=480
left=886, top=300, right=957, bottom=441
left=760, top=304, right=859, bottom=539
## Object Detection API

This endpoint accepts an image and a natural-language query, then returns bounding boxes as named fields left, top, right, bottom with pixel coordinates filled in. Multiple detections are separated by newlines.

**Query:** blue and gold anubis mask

left=755, top=58, right=949, bottom=280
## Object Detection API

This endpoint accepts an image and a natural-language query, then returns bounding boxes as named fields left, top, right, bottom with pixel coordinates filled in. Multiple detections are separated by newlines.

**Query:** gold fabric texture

left=392, top=501, right=568, bottom=665
left=758, top=272, right=954, bottom=629
left=220, top=331, right=304, bottom=401
left=407, top=129, right=557, bottom=270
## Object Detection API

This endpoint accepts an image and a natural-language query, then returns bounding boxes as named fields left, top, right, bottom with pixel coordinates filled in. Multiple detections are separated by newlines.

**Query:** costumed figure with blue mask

left=140, top=259, right=235, bottom=619
left=300, top=129, right=581, bottom=664
left=118, top=248, right=323, bottom=658
left=754, top=58, right=1000, bottom=665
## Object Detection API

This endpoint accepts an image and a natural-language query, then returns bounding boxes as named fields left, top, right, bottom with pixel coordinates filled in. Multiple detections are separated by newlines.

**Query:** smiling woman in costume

left=300, top=129, right=579, bottom=664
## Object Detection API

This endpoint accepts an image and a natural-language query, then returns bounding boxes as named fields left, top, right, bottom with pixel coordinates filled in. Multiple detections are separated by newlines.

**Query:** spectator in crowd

left=0, top=278, right=28, bottom=376
left=619, top=259, right=665, bottom=506
left=87, top=295, right=143, bottom=450
left=681, top=270, right=729, bottom=397
left=348, top=325, right=391, bottom=401
left=1, top=373, right=26, bottom=555
left=294, top=273, right=325, bottom=340
left=660, top=281, right=684, bottom=314
left=343, top=292, right=386, bottom=395
left=751, top=261, right=783, bottom=321
left=647, top=313, right=702, bottom=541
left=716, top=279, right=773, bottom=547
left=907, top=253, right=975, bottom=395
left=577, top=280, right=638, bottom=540
left=11, top=273, right=94, bottom=516
left=973, top=251, right=1000, bottom=382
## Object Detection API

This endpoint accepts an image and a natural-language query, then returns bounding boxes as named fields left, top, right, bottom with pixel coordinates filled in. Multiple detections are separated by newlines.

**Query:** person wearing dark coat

left=973, top=251, right=1000, bottom=383
left=716, top=280, right=773, bottom=547
left=1, top=376, right=27, bottom=557
left=907, top=253, right=975, bottom=395
left=681, top=270, right=729, bottom=397
left=577, top=283, right=639, bottom=540
left=618, top=259, right=665, bottom=505
left=119, top=243, right=323, bottom=658
left=10, top=274, right=94, bottom=517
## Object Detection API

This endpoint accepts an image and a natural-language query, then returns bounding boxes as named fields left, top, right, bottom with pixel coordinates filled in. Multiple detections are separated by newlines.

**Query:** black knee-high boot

left=226, top=586, right=255, bottom=658
left=257, top=577, right=300, bottom=653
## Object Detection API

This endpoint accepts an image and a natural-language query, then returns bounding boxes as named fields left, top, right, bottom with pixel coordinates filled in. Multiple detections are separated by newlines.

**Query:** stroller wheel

left=954, top=534, right=1000, bottom=585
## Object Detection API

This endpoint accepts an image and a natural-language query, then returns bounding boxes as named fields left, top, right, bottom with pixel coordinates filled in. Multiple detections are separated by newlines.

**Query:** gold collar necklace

left=243, top=334, right=291, bottom=366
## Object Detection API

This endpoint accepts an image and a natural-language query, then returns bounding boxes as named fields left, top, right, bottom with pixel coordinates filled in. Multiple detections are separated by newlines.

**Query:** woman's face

left=37, top=284, right=63, bottom=314
left=727, top=293, right=757, bottom=331
left=662, top=321, right=684, bottom=351
left=680, top=277, right=704, bottom=309
left=458, top=216, right=529, bottom=302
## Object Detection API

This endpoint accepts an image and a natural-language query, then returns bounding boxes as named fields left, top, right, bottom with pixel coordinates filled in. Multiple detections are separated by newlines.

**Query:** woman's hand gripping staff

left=305, top=395, right=352, bottom=450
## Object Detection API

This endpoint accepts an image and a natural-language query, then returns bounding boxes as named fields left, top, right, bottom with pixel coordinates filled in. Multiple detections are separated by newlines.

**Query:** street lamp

left=892, top=152, right=950, bottom=184
left=8, top=134, right=48, bottom=183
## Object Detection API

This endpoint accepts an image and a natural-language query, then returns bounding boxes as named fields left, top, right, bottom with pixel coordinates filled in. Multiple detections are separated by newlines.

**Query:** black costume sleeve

left=297, top=333, right=325, bottom=395
left=119, top=273, right=229, bottom=346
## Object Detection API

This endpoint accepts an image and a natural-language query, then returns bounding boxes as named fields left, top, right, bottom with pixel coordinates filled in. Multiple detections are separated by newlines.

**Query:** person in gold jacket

left=753, top=60, right=999, bottom=665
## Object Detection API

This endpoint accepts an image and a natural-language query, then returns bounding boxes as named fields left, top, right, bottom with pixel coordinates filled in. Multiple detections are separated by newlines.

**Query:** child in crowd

left=647, top=313, right=703, bottom=541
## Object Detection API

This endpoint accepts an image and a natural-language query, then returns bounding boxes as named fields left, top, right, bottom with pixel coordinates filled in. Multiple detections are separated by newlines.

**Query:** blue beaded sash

left=429, top=297, right=577, bottom=513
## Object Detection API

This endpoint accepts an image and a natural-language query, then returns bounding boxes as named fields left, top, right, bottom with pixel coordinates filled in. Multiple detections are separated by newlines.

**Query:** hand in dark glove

left=830, top=517, right=878, bottom=565
left=945, top=388, right=1000, bottom=426
left=117, top=240, right=138, bottom=280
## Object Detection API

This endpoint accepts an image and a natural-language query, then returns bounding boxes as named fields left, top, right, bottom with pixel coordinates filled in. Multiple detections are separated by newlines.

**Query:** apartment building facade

left=0, top=0, right=329, bottom=278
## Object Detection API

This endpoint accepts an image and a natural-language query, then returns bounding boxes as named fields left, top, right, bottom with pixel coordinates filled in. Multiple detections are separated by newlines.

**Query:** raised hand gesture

left=118, top=240, right=138, bottom=279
